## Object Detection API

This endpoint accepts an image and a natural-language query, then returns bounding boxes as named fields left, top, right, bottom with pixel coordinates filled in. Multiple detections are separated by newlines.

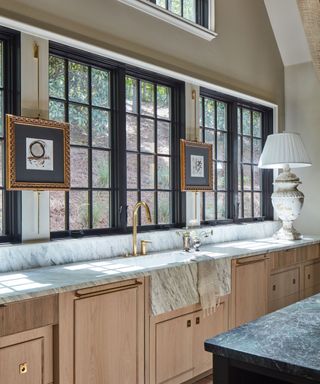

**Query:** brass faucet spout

left=132, top=201, right=152, bottom=256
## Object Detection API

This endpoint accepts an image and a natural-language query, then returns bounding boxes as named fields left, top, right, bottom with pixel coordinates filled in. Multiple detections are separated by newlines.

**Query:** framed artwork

left=180, top=139, right=213, bottom=191
left=6, top=114, right=70, bottom=190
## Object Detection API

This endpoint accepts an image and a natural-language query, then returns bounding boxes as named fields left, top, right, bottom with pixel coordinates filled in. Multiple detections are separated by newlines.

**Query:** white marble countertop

left=0, top=235, right=319, bottom=305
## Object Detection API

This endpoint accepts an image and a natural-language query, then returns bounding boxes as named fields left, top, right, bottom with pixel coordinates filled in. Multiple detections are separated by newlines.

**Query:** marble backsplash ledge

left=0, top=221, right=280, bottom=273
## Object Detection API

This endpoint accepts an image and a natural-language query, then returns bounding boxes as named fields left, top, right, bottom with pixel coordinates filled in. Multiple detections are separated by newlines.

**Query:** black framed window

left=49, top=52, right=112, bottom=233
left=49, top=44, right=184, bottom=237
left=150, top=0, right=209, bottom=28
left=125, top=75, right=174, bottom=226
left=200, top=88, right=273, bottom=224
left=0, top=27, right=20, bottom=242
left=200, top=96, right=228, bottom=221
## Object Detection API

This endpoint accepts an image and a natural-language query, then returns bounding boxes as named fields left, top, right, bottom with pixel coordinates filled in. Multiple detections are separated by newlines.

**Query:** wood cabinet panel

left=270, top=249, right=297, bottom=271
left=193, top=301, right=228, bottom=377
left=0, top=338, right=43, bottom=384
left=155, top=313, right=194, bottom=384
left=0, top=295, right=58, bottom=337
left=268, top=292, right=300, bottom=312
left=74, top=281, right=144, bottom=384
left=304, top=261, right=320, bottom=290
left=269, top=268, right=299, bottom=302
left=232, top=256, right=269, bottom=327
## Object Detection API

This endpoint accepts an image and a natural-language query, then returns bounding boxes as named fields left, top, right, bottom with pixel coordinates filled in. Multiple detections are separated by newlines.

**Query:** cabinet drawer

left=269, top=268, right=299, bottom=302
left=304, top=261, right=320, bottom=290
left=0, top=338, right=43, bottom=384
left=270, top=249, right=297, bottom=270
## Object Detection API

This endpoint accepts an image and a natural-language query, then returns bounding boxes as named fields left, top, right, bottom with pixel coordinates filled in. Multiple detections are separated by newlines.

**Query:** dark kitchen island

left=205, top=294, right=320, bottom=384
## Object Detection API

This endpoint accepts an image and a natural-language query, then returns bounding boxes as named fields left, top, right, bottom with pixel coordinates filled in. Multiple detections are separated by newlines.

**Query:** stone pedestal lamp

left=258, top=133, right=311, bottom=240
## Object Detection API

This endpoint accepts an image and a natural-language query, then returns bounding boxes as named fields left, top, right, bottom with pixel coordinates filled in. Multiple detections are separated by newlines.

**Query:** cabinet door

left=0, top=339, right=43, bottom=384
left=193, top=301, right=228, bottom=377
left=155, top=313, right=194, bottom=384
left=304, top=261, right=320, bottom=297
left=232, top=256, right=268, bottom=327
left=74, top=284, right=144, bottom=384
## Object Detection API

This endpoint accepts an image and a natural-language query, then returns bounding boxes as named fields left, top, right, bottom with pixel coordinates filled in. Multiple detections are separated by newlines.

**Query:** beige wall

left=0, top=0, right=284, bottom=128
left=285, top=62, right=320, bottom=235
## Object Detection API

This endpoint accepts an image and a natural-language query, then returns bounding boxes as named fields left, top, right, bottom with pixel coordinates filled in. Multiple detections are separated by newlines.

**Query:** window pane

left=169, top=0, right=182, bottom=15
left=49, top=55, right=65, bottom=99
left=93, top=191, right=109, bottom=228
left=242, top=136, right=251, bottom=163
left=205, top=192, right=215, bottom=220
left=126, top=76, right=138, bottom=113
left=140, top=81, right=154, bottom=116
left=158, top=156, right=170, bottom=189
left=0, top=90, right=3, bottom=137
left=238, top=192, right=243, bottom=218
left=157, top=85, right=171, bottom=119
left=68, top=61, right=89, bottom=103
left=92, top=109, right=110, bottom=148
left=253, top=138, right=261, bottom=164
left=140, top=118, right=155, bottom=153
left=69, top=104, right=89, bottom=145
left=127, top=114, right=138, bottom=151
left=127, top=153, right=138, bottom=189
left=217, top=192, right=227, bottom=219
left=50, top=191, right=65, bottom=231
left=254, top=192, right=261, bottom=217
left=141, top=191, right=155, bottom=224
left=70, top=190, right=89, bottom=230
left=253, top=166, right=262, bottom=191
left=237, top=107, right=241, bottom=133
left=0, top=190, right=3, bottom=234
left=183, top=0, right=196, bottom=22
left=127, top=191, right=138, bottom=227
left=49, top=99, right=65, bottom=122
left=217, top=102, right=227, bottom=131
left=158, top=191, right=172, bottom=224
left=204, top=98, right=215, bottom=128
left=253, top=111, right=262, bottom=137
left=217, top=162, right=227, bottom=190
left=71, top=148, right=88, bottom=188
left=243, top=165, right=252, bottom=190
left=243, top=192, right=252, bottom=218
left=92, top=68, right=109, bottom=108
left=217, top=132, right=227, bottom=161
left=141, top=155, right=155, bottom=189
left=158, top=121, right=170, bottom=155
left=205, top=129, right=215, bottom=159
left=92, top=150, right=110, bottom=188
left=156, top=0, right=166, bottom=7
left=0, top=42, right=3, bottom=88
left=242, top=108, right=251, bottom=135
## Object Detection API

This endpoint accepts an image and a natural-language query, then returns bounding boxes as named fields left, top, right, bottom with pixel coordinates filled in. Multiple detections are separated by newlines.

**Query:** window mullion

left=65, top=58, right=70, bottom=232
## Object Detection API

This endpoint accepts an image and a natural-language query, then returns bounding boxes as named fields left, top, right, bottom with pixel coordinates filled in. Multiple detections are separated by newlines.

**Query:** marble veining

left=0, top=234, right=319, bottom=306
left=0, top=221, right=279, bottom=274
left=205, top=294, right=320, bottom=382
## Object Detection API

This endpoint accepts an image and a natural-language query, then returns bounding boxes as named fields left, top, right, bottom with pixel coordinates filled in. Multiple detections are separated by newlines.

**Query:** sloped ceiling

left=297, top=0, right=320, bottom=80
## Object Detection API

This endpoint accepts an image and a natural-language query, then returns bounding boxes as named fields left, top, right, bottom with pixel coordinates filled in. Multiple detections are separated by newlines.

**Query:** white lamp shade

left=258, top=132, right=312, bottom=169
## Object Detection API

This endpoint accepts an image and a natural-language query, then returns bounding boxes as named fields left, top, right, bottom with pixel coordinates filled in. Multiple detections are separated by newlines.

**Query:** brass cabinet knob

left=19, top=363, right=28, bottom=374
left=196, top=316, right=200, bottom=325
left=187, top=320, right=192, bottom=327
left=141, top=240, right=152, bottom=256
left=293, top=278, right=296, bottom=285
left=272, top=285, right=276, bottom=291
left=308, top=274, right=311, bottom=280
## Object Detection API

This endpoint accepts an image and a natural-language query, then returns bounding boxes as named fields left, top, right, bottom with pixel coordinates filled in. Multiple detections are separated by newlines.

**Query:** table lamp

left=258, top=132, right=311, bottom=240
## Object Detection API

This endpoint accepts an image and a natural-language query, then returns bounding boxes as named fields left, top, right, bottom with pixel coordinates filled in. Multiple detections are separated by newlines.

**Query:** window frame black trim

left=200, top=87, right=274, bottom=226
left=49, top=42, right=186, bottom=239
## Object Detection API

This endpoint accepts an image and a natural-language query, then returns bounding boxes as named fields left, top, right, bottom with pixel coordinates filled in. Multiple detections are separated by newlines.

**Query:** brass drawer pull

left=236, top=255, right=268, bottom=266
left=19, top=363, right=28, bottom=374
left=308, top=274, right=311, bottom=280
left=76, top=280, right=142, bottom=298
left=293, top=278, right=296, bottom=285
left=196, top=316, right=200, bottom=325
left=187, top=320, right=192, bottom=328
left=272, top=285, right=276, bottom=291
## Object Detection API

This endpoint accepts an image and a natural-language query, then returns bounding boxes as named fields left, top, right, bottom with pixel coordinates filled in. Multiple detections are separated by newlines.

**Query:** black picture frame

left=6, top=114, right=70, bottom=190
left=180, top=139, right=213, bottom=191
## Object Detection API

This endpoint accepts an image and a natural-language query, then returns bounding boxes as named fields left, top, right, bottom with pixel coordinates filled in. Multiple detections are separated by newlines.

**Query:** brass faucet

left=132, top=201, right=152, bottom=256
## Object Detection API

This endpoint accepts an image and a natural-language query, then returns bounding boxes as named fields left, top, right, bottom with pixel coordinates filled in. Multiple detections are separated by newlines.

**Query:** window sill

left=118, top=0, right=217, bottom=41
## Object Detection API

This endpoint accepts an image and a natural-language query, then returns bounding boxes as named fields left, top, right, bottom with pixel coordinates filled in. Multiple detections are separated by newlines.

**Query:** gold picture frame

left=6, top=114, right=70, bottom=191
left=180, top=139, right=213, bottom=191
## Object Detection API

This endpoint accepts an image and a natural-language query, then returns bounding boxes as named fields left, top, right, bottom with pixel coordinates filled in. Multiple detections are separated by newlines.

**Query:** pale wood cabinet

left=149, top=297, right=229, bottom=384
left=58, top=279, right=145, bottom=384
left=303, top=260, right=320, bottom=298
left=230, top=255, right=269, bottom=328
left=0, top=326, right=53, bottom=384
